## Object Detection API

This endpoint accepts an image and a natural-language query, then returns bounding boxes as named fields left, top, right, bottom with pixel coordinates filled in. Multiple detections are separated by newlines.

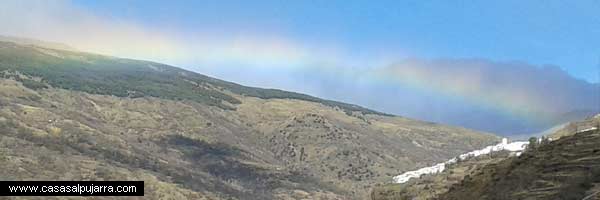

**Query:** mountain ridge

left=0, top=35, right=77, bottom=52
left=0, top=39, right=500, bottom=199
left=0, top=39, right=391, bottom=117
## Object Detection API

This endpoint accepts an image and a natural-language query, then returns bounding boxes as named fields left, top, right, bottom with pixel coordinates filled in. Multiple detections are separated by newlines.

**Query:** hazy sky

left=72, top=0, right=600, bottom=83
left=1, top=0, right=599, bottom=135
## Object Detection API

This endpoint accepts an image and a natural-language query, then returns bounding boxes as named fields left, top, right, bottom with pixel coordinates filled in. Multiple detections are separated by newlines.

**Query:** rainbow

left=292, top=60, right=558, bottom=125
left=69, top=34, right=560, bottom=125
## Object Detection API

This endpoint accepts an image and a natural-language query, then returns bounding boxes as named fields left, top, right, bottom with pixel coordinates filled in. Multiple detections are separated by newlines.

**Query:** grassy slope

left=0, top=41, right=500, bottom=199
left=0, top=79, right=344, bottom=199
left=0, top=41, right=388, bottom=115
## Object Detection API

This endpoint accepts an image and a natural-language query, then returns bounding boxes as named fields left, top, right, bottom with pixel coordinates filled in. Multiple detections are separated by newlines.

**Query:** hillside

left=550, top=114, right=600, bottom=139
left=372, top=116, right=600, bottom=200
left=0, top=40, right=499, bottom=199
left=0, top=40, right=387, bottom=115
left=370, top=137, right=528, bottom=200
left=371, top=151, right=514, bottom=200
left=0, top=36, right=77, bottom=52
left=440, top=128, right=600, bottom=200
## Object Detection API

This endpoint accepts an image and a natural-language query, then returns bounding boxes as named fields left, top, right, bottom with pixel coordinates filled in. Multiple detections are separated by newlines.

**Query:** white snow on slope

left=393, top=138, right=528, bottom=184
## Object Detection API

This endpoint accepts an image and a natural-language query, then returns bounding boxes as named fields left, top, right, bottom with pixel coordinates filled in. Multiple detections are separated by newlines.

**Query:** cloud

left=373, top=59, right=598, bottom=119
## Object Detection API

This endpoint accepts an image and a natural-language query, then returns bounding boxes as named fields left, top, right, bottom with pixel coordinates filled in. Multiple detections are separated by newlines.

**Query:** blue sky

left=73, top=0, right=600, bottom=83
left=1, top=0, right=598, bottom=135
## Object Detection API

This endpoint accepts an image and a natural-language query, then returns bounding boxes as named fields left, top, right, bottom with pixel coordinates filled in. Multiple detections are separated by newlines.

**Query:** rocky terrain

left=372, top=118, right=600, bottom=200
left=0, top=40, right=499, bottom=199
left=440, top=128, right=600, bottom=200
left=371, top=151, right=514, bottom=200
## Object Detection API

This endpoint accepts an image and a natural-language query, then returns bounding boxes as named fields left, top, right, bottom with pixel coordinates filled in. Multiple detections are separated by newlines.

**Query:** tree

left=527, top=137, right=538, bottom=151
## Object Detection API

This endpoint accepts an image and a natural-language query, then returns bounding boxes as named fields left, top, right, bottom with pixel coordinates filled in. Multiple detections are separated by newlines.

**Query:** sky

left=1, top=0, right=599, bottom=135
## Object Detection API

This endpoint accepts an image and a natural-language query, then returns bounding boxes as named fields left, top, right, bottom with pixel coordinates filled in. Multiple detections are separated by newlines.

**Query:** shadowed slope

left=0, top=41, right=499, bottom=199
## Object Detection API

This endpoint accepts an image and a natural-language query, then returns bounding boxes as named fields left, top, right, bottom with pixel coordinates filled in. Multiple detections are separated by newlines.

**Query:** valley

left=0, top=41, right=500, bottom=199
left=1, top=1, right=597, bottom=199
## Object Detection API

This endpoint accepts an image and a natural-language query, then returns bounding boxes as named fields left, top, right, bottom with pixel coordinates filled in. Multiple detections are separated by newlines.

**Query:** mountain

left=371, top=117, right=600, bottom=200
left=439, top=128, right=600, bottom=200
left=0, top=35, right=77, bottom=52
left=0, top=40, right=499, bottom=199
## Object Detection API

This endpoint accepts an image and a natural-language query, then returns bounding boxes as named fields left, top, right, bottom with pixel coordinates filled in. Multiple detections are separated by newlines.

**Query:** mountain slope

left=550, top=114, right=600, bottom=139
left=0, top=40, right=499, bottom=199
left=0, top=36, right=77, bottom=51
left=371, top=151, right=515, bottom=200
left=371, top=115, right=600, bottom=200
left=439, top=128, right=600, bottom=200
left=0, top=40, right=387, bottom=115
